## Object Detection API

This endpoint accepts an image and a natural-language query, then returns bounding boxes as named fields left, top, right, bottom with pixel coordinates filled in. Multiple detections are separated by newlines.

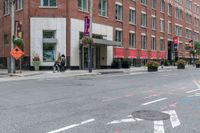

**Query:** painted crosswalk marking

left=154, top=121, right=164, bottom=133
left=163, top=110, right=181, bottom=128
left=107, top=110, right=181, bottom=133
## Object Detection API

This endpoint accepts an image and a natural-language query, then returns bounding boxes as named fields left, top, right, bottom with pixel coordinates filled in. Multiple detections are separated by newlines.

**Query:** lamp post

left=10, top=0, right=15, bottom=74
left=88, top=0, right=93, bottom=73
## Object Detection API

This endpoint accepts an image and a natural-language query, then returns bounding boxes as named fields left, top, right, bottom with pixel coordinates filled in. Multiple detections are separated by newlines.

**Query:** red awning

left=114, top=48, right=124, bottom=58
left=140, top=50, right=148, bottom=59
left=128, top=49, right=137, bottom=59
left=151, top=51, right=157, bottom=59
left=159, top=52, right=166, bottom=59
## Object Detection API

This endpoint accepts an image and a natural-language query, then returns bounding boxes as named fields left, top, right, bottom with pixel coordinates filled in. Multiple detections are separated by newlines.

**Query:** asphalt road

left=0, top=68, right=200, bottom=133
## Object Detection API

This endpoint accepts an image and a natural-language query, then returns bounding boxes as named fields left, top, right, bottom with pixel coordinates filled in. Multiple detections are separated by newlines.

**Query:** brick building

left=0, top=0, right=200, bottom=69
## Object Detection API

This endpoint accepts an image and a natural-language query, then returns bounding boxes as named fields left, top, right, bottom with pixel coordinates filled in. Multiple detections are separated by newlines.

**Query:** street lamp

left=10, top=0, right=16, bottom=74
left=88, top=0, right=93, bottom=73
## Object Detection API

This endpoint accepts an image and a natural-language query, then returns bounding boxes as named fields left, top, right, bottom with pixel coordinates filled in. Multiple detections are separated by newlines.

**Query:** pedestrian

left=161, top=59, right=164, bottom=69
left=54, top=56, right=61, bottom=72
left=60, top=54, right=66, bottom=72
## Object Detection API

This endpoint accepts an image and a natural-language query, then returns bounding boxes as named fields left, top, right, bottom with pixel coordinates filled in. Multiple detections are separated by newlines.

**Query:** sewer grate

left=132, top=110, right=170, bottom=121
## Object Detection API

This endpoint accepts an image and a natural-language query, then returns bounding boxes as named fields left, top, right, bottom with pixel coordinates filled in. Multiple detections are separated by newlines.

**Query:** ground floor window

left=43, top=43, right=56, bottom=62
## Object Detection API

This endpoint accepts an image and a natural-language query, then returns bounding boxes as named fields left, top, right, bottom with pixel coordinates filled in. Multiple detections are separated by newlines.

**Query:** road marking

left=186, top=80, right=200, bottom=93
left=142, top=98, right=167, bottom=106
left=154, top=121, right=164, bottom=133
left=163, top=110, right=180, bottom=128
left=47, top=119, right=95, bottom=133
left=107, top=118, right=143, bottom=125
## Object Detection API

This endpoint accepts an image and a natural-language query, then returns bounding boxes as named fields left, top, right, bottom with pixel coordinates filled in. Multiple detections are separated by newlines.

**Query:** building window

left=194, top=32, right=199, bottom=41
left=168, top=22, right=172, bottom=34
left=175, top=25, right=182, bottom=37
left=129, top=32, right=136, bottom=48
left=141, top=0, right=147, bottom=5
left=16, top=0, right=24, bottom=10
left=4, top=34, right=9, bottom=45
left=152, top=0, right=157, bottom=9
left=141, top=34, right=147, bottom=49
left=168, top=3, right=172, bottom=16
left=186, top=29, right=192, bottom=39
left=185, top=0, right=192, bottom=10
left=78, top=0, right=88, bottom=12
left=115, top=4, right=122, bottom=20
left=160, top=38, right=165, bottom=51
left=115, top=30, right=123, bottom=46
left=151, top=16, right=156, bottom=30
left=160, top=0, right=165, bottom=12
left=194, top=4, right=199, bottom=14
left=40, top=0, right=56, bottom=6
left=179, top=43, right=183, bottom=51
left=129, top=8, right=136, bottom=24
left=160, top=19, right=165, bottom=32
left=151, top=37, right=156, bottom=50
left=175, top=7, right=183, bottom=20
left=98, top=0, right=107, bottom=16
left=141, top=13, right=147, bottom=27
left=3, top=0, right=10, bottom=15
left=194, top=17, right=199, bottom=27
left=43, top=31, right=56, bottom=62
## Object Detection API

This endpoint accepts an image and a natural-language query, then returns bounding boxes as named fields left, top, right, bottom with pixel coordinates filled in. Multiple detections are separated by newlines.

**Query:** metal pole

left=10, top=0, right=15, bottom=74
left=193, top=41, right=195, bottom=67
left=88, top=0, right=93, bottom=73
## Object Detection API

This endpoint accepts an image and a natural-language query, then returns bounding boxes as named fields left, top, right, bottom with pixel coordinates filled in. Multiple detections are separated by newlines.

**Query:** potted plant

left=32, top=54, right=41, bottom=71
left=146, top=60, right=159, bottom=72
left=122, top=58, right=131, bottom=68
left=176, top=59, right=186, bottom=69
left=81, top=36, right=93, bottom=45
left=111, top=58, right=121, bottom=69
left=195, top=60, right=200, bottom=68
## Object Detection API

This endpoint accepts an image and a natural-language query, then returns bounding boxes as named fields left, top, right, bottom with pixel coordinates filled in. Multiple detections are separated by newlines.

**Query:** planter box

left=32, top=61, right=41, bottom=71
left=148, top=67, right=158, bottom=72
left=196, top=64, right=200, bottom=68
left=177, top=65, right=185, bottom=69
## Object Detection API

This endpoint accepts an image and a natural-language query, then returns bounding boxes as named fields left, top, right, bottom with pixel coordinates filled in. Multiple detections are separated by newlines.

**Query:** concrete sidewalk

left=0, top=65, right=195, bottom=78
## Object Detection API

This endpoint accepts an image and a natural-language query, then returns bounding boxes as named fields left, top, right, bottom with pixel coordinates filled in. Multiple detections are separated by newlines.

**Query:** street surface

left=0, top=68, right=200, bottom=133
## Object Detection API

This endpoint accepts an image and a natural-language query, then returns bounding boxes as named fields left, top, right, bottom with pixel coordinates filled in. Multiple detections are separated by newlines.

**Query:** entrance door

left=83, top=47, right=94, bottom=69
left=96, top=47, right=101, bottom=69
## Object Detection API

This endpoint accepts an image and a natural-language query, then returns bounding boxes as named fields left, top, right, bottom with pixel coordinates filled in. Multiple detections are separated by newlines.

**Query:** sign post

left=173, top=36, right=178, bottom=63
left=10, top=46, right=24, bottom=73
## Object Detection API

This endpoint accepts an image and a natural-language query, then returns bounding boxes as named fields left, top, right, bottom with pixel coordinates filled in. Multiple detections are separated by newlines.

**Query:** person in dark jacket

left=60, top=54, right=66, bottom=72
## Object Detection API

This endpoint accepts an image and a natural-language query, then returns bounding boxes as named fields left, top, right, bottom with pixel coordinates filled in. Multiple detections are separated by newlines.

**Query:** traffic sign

left=10, top=46, right=24, bottom=60
left=173, top=36, right=178, bottom=45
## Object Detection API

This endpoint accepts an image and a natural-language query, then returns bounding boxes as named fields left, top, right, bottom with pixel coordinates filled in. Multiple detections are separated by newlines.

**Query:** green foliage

left=146, top=60, right=160, bottom=68
left=176, top=59, right=186, bottom=66
left=82, top=36, right=93, bottom=45
left=194, top=41, right=200, bottom=55
left=13, top=36, right=24, bottom=50
left=164, top=60, right=170, bottom=66
left=195, top=60, right=200, bottom=65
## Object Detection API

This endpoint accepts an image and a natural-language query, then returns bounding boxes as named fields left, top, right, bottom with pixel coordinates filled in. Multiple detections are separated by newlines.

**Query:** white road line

left=163, top=110, right=181, bottom=128
left=142, top=98, right=167, bottom=106
left=186, top=80, right=200, bottom=93
left=154, top=121, right=164, bottom=133
left=107, top=118, right=143, bottom=125
left=47, top=119, right=95, bottom=133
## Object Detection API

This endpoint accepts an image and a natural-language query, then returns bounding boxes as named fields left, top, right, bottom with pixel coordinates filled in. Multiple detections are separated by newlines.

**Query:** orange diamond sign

left=10, top=46, right=24, bottom=60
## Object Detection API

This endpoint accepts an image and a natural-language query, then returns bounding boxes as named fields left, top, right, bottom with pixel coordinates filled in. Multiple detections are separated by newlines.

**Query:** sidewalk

left=0, top=65, right=195, bottom=79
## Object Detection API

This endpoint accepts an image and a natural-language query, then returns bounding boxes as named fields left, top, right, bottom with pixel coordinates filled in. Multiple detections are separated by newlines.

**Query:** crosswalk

left=106, top=110, right=181, bottom=133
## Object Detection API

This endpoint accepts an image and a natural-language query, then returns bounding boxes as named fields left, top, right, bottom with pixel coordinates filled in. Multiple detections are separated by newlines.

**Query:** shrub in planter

left=195, top=60, right=200, bottom=68
left=111, top=58, right=121, bottom=69
left=176, top=59, right=186, bottom=69
left=32, top=54, right=41, bottom=71
left=81, top=36, right=93, bottom=45
left=164, top=60, right=170, bottom=66
left=122, top=58, right=131, bottom=68
left=146, top=60, right=159, bottom=72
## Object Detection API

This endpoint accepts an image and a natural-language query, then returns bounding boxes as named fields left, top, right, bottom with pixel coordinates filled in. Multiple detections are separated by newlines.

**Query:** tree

left=194, top=41, right=200, bottom=55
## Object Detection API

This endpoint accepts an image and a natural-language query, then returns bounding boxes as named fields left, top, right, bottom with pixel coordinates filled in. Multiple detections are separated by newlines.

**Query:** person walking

left=60, top=54, right=66, bottom=72
left=54, top=56, right=61, bottom=72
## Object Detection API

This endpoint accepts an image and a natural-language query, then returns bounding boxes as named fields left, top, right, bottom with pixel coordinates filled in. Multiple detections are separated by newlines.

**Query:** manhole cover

left=132, top=110, right=170, bottom=121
